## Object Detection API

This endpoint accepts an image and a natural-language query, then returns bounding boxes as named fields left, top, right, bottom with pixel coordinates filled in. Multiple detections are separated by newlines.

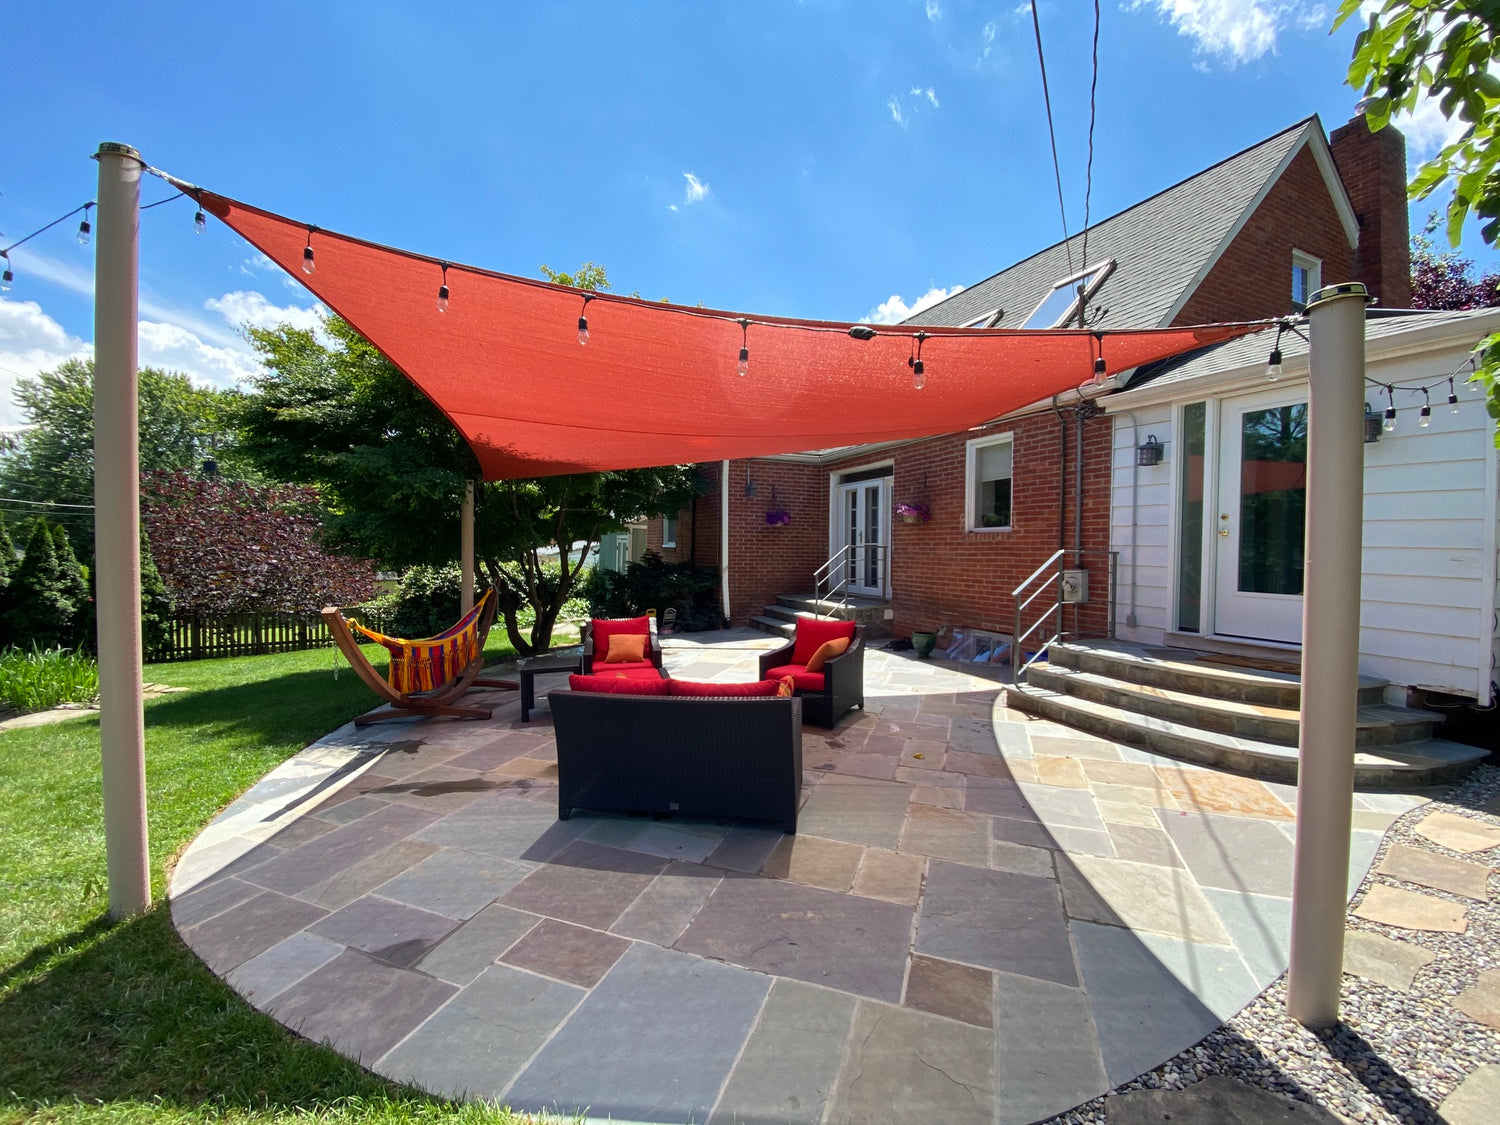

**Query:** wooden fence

left=147, top=608, right=392, bottom=663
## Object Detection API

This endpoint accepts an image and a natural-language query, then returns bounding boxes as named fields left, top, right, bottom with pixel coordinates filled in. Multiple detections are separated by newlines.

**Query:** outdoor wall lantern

left=1364, top=403, right=1382, bottom=444
left=1136, top=436, right=1165, bottom=466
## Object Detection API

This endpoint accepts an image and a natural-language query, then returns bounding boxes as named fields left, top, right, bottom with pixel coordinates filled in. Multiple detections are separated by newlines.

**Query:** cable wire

left=1, top=203, right=95, bottom=256
left=1077, top=0, right=1102, bottom=327
left=1029, top=1, right=1073, bottom=278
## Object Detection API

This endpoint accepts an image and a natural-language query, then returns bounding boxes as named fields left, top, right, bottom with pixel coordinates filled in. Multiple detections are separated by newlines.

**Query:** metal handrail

left=813, top=542, right=886, bottom=620
left=1011, top=548, right=1118, bottom=683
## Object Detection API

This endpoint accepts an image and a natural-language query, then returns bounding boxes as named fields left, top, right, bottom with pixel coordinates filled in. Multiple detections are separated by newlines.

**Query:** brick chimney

left=1329, top=115, right=1412, bottom=307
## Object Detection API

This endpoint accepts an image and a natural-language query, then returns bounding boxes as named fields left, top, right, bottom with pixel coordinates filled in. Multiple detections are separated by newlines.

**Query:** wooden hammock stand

left=323, top=592, right=517, bottom=725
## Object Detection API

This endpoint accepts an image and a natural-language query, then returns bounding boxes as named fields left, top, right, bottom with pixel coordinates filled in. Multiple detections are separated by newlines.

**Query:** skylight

left=1022, top=259, right=1115, bottom=329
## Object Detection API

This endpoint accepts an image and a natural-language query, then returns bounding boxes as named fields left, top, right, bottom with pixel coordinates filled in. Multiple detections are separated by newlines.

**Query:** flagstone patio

left=169, top=629, right=1431, bottom=1125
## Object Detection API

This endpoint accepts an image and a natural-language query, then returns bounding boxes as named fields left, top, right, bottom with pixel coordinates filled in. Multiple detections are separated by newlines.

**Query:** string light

left=578, top=294, right=594, bottom=345
left=1092, top=332, right=1106, bottom=383
left=737, top=319, right=750, bottom=377
left=1266, top=322, right=1284, bottom=381
left=1419, top=387, right=1432, bottom=428
left=1383, top=385, right=1397, bottom=433
left=1450, top=375, right=1461, bottom=414
left=76, top=203, right=93, bottom=245
left=302, top=227, right=316, bottom=276
left=194, top=205, right=207, bottom=235
left=437, top=263, right=450, bottom=314
left=1, top=252, right=11, bottom=292
left=908, top=331, right=928, bottom=390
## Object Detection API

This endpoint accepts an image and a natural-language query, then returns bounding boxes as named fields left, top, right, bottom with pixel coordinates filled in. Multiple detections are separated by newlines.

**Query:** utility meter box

left=1060, top=569, right=1089, bottom=604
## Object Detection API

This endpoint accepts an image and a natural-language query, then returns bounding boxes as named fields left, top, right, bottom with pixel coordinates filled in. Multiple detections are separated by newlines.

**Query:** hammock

left=351, top=588, right=494, bottom=694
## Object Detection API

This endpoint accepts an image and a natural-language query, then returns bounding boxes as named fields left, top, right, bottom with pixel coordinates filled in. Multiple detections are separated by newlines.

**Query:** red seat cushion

left=568, top=673, right=671, bottom=695
left=791, top=619, right=856, bottom=666
left=590, top=616, right=651, bottom=659
left=669, top=678, right=782, bottom=697
left=588, top=659, right=660, bottom=677
left=764, top=664, right=826, bottom=692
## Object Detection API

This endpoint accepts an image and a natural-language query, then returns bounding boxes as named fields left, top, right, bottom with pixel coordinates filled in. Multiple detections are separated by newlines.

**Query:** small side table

left=517, top=651, right=584, bottom=721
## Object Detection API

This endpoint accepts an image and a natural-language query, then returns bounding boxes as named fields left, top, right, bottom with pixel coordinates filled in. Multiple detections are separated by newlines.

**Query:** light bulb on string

left=437, top=263, right=450, bottom=313
left=302, top=227, right=316, bottom=276
left=737, top=319, right=750, bottom=376
left=76, top=205, right=92, bottom=246
left=908, top=332, right=928, bottom=390
left=1450, top=376, right=1461, bottom=414
left=1091, top=333, right=1106, bottom=384
left=576, top=295, right=594, bottom=343
left=1383, top=386, right=1397, bottom=432
left=194, top=209, right=207, bottom=235
left=1419, top=388, right=1431, bottom=428
left=1, top=253, right=11, bottom=293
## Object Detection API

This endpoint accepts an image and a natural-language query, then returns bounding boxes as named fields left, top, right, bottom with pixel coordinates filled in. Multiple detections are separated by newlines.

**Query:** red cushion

left=587, top=659, right=659, bottom=676
left=590, top=616, right=651, bottom=659
left=792, top=619, right=856, bottom=666
left=669, top=678, right=782, bottom=697
left=567, top=673, right=671, bottom=695
left=765, top=664, right=826, bottom=692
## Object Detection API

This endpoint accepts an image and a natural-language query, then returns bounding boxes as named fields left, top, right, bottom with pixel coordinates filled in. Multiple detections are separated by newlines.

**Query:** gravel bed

left=1043, top=763, right=1500, bottom=1125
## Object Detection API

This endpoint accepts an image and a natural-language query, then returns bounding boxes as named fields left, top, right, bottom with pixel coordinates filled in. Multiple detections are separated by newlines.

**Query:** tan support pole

left=720, top=460, right=731, bottom=623
left=1287, top=282, right=1369, bottom=1026
left=93, top=142, right=150, bottom=918
left=461, top=480, right=474, bottom=614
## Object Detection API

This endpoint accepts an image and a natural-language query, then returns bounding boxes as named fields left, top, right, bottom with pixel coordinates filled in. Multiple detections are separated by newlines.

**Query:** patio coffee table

left=517, top=651, right=584, bottom=721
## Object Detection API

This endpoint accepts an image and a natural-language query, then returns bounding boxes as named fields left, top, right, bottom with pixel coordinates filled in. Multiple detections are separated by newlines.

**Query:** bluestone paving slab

left=961, top=781, right=1031, bottom=818
left=226, top=931, right=344, bottom=1008
left=1070, top=855, right=1230, bottom=945
left=499, top=840, right=665, bottom=930
left=1199, top=887, right=1292, bottom=988
left=762, top=833, right=864, bottom=891
left=374, top=848, right=532, bottom=919
left=1104, top=1074, right=1343, bottom=1123
left=444, top=739, right=531, bottom=773
left=852, top=847, right=925, bottom=905
left=1049, top=825, right=1118, bottom=857
left=704, top=824, right=786, bottom=873
left=707, top=979, right=857, bottom=1125
left=904, top=953, right=993, bottom=1027
left=377, top=767, right=505, bottom=815
left=170, top=875, right=261, bottom=931
left=506, top=943, right=769, bottom=1123
left=313, top=795, right=390, bottom=825
left=267, top=948, right=457, bottom=1065
left=900, top=803, right=991, bottom=866
left=617, top=818, right=732, bottom=863
left=1377, top=842, right=1492, bottom=899
left=827, top=1001, right=995, bottom=1125
left=1018, top=783, right=1107, bottom=831
left=1159, top=810, right=1295, bottom=896
left=415, top=902, right=541, bottom=985
left=677, top=874, right=913, bottom=1001
left=1134, top=930, right=1260, bottom=1021
left=992, top=970, right=1109, bottom=1125
left=1071, top=920, right=1222, bottom=1089
left=412, top=793, right=582, bottom=862
left=244, top=804, right=441, bottom=895
left=989, top=814, right=1059, bottom=850
left=498, top=917, right=629, bottom=987
left=182, top=891, right=328, bottom=974
left=297, top=840, right=439, bottom=910
left=308, top=895, right=460, bottom=968
left=1353, top=884, right=1467, bottom=932
left=917, top=861, right=1078, bottom=986
left=265, top=813, right=339, bottom=849
left=1454, top=967, right=1500, bottom=1029
left=1057, top=860, right=1123, bottom=926
left=1035, top=754, right=1090, bottom=789
left=1438, top=1065, right=1500, bottom=1125
left=1106, top=823, right=1183, bottom=868
left=1415, top=810, right=1500, bottom=854
left=1029, top=735, right=1122, bottom=761
left=796, top=778, right=911, bottom=849
left=1342, top=929, right=1436, bottom=992
left=1096, top=800, right=1163, bottom=829
left=988, top=839, right=1056, bottom=878
left=377, top=964, right=582, bottom=1100
left=610, top=859, right=722, bottom=945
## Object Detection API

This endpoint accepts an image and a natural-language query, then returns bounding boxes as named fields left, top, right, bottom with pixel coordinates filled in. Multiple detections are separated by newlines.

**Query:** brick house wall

left=723, top=459, right=829, bottom=624
left=1329, top=117, right=1412, bottom=309
left=1173, top=146, right=1358, bottom=326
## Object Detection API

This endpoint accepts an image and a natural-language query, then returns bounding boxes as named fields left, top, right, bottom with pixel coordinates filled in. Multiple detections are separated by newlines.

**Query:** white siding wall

left=1109, top=344, right=1500, bottom=701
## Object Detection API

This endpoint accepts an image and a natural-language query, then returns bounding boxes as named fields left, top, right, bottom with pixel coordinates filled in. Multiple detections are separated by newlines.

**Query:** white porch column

left=460, top=480, right=474, bottom=614
left=720, top=460, right=731, bottom=623
left=93, top=142, right=150, bottom=918
left=1286, top=282, right=1369, bottom=1027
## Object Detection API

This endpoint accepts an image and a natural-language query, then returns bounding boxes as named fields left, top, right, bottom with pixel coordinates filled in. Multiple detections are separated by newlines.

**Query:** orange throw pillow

left=777, top=675, right=796, bottom=698
left=604, top=633, right=648, bottom=663
left=804, top=636, right=851, bottom=673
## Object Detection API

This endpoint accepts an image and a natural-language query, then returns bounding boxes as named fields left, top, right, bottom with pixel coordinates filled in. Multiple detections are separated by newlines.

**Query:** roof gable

left=907, top=118, right=1353, bottom=333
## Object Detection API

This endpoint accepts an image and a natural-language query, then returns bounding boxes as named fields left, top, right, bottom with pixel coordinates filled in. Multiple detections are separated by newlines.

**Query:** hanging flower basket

left=895, top=501, right=930, bottom=524
left=765, top=509, right=792, bottom=527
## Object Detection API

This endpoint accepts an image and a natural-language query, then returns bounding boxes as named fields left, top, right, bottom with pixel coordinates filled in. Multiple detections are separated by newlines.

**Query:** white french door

left=838, top=479, right=889, bottom=597
left=1211, top=388, right=1308, bottom=643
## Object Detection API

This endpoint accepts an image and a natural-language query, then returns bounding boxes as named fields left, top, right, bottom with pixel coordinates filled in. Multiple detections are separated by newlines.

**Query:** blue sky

left=0, top=1, right=1482, bottom=425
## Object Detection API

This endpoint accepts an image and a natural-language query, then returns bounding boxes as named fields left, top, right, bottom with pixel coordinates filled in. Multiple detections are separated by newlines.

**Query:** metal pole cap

left=94, top=141, right=142, bottom=160
left=1306, top=282, right=1373, bottom=309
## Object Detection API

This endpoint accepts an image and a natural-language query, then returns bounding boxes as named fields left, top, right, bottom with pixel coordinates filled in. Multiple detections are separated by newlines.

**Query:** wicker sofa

left=548, top=691, right=803, bottom=832
left=758, top=622, right=865, bottom=729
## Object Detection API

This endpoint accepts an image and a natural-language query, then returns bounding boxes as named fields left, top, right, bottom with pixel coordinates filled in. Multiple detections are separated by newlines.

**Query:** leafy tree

left=50, top=524, right=91, bottom=647
left=1339, top=0, right=1500, bottom=432
left=140, top=471, right=376, bottom=615
left=4, top=520, right=76, bottom=649
left=139, top=527, right=174, bottom=656
left=0, top=359, right=245, bottom=556
left=1411, top=217, right=1500, bottom=309
left=235, top=266, right=703, bottom=655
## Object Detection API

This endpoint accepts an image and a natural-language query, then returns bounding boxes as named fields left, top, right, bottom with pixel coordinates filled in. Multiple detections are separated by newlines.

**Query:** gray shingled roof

left=1129, top=309, right=1492, bottom=391
left=906, top=119, right=1316, bottom=333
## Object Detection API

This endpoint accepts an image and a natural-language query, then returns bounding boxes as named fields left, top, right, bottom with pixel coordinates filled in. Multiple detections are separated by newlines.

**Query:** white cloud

left=983, top=21, right=998, bottom=59
left=888, top=86, right=940, bottom=127
left=683, top=172, right=711, bottom=204
left=204, top=290, right=324, bottom=334
left=926, top=0, right=942, bottom=21
left=1126, top=1, right=1317, bottom=66
left=888, top=97, right=908, bottom=128
left=0, top=299, right=92, bottom=426
left=137, top=320, right=264, bottom=389
left=863, top=285, right=965, bottom=325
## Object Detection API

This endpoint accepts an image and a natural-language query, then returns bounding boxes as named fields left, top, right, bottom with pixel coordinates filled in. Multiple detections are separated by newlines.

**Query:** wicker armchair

left=580, top=615, right=665, bottom=677
left=759, top=620, right=865, bottom=729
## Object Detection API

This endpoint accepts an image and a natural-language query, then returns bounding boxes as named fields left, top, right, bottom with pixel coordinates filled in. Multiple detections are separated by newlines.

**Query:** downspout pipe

left=1115, top=410, right=1142, bottom=629
left=720, top=460, right=731, bottom=625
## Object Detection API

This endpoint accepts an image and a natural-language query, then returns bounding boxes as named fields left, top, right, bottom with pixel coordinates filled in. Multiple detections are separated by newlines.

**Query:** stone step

left=771, top=594, right=891, bottom=638
left=762, top=603, right=808, bottom=624
left=1026, top=663, right=1442, bottom=748
left=1006, top=681, right=1486, bottom=787
left=1047, top=641, right=1387, bottom=709
left=749, top=615, right=795, bottom=639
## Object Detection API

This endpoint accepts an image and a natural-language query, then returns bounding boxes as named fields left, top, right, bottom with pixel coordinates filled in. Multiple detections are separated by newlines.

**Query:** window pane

left=1238, top=404, right=1307, bottom=596
left=979, top=479, right=1012, bottom=527
left=1176, top=402, right=1206, bottom=632
left=1292, top=266, right=1308, bottom=305
left=977, top=441, right=1012, bottom=481
left=1022, top=282, right=1079, bottom=329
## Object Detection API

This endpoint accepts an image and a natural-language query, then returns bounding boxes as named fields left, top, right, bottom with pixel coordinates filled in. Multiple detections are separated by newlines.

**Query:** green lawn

left=0, top=634, right=557, bottom=1125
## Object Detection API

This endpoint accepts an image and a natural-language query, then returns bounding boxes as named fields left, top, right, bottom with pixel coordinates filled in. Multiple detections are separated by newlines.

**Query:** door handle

left=1218, top=528, right=1230, bottom=537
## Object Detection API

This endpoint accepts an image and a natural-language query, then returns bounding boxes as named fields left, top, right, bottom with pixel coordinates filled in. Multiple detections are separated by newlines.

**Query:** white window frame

left=1292, top=250, right=1322, bottom=310
left=961, top=308, right=1004, bottom=329
left=1022, top=258, right=1116, bottom=329
left=964, top=432, right=1015, bottom=532
left=661, top=514, right=678, bottom=548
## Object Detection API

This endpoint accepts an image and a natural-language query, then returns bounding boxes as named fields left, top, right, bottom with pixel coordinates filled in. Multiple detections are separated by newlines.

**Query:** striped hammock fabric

left=350, top=588, right=494, bottom=694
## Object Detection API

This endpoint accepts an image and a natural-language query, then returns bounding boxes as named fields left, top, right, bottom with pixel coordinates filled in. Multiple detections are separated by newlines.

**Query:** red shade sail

left=195, top=189, right=1261, bottom=480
